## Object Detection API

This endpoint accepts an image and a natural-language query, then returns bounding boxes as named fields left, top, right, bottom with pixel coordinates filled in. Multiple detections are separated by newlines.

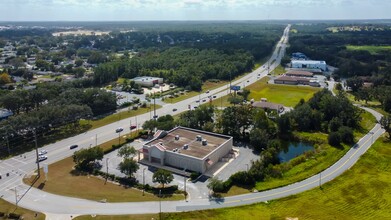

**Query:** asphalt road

left=3, top=24, right=385, bottom=217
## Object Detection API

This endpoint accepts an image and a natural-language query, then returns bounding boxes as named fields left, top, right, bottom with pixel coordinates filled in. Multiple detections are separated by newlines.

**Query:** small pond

left=278, top=142, right=314, bottom=163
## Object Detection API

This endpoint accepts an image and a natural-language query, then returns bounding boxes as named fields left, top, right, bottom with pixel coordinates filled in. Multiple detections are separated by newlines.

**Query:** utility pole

left=5, top=134, right=10, bottom=156
left=118, top=131, right=121, bottom=145
left=95, top=134, right=98, bottom=147
left=15, top=187, right=18, bottom=208
left=319, top=172, right=322, bottom=189
left=142, top=168, right=146, bottom=196
left=184, top=176, right=187, bottom=201
left=33, top=129, right=40, bottom=178
left=229, top=72, right=232, bottom=94
left=153, top=92, right=156, bottom=119
left=159, top=189, right=162, bottom=220
left=105, top=158, right=109, bottom=185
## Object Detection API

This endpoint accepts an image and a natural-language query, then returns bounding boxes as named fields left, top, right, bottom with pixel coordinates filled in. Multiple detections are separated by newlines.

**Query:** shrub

left=338, top=126, right=354, bottom=144
left=190, top=172, right=201, bottom=180
left=229, top=171, right=255, bottom=186
left=328, top=132, right=341, bottom=146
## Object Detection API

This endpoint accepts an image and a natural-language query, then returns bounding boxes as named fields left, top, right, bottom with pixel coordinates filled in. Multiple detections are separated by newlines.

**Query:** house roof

left=252, top=102, right=283, bottom=111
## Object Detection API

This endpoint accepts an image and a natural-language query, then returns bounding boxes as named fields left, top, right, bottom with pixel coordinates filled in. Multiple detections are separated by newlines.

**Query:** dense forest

left=92, top=23, right=283, bottom=90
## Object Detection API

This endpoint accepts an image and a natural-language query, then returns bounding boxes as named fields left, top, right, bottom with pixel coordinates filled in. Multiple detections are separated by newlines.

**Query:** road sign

left=230, top=86, right=241, bottom=91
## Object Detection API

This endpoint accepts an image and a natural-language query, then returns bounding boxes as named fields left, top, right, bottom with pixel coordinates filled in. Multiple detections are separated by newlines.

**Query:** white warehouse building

left=142, top=127, right=233, bottom=174
left=291, top=60, right=327, bottom=72
left=132, top=76, right=163, bottom=87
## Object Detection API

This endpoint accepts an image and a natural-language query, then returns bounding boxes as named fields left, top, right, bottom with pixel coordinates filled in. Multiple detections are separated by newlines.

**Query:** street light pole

left=184, top=176, right=187, bottom=202
left=245, top=164, right=249, bottom=172
left=319, top=172, right=322, bottom=189
left=142, top=168, right=146, bottom=196
left=95, top=134, right=98, bottom=147
left=159, top=189, right=162, bottom=220
left=105, top=158, right=109, bottom=185
left=33, top=129, right=40, bottom=178
left=118, top=132, right=121, bottom=145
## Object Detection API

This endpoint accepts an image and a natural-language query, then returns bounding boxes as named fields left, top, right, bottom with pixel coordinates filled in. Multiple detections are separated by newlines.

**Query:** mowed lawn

left=78, top=136, right=391, bottom=220
left=0, top=199, right=45, bottom=220
left=24, top=157, right=183, bottom=203
left=247, top=78, right=321, bottom=107
left=346, top=45, right=391, bottom=55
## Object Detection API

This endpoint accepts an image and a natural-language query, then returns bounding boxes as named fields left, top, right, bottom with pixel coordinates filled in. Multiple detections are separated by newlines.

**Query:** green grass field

left=76, top=135, right=391, bottom=220
left=208, top=77, right=320, bottom=108
left=247, top=77, right=320, bottom=107
left=346, top=45, right=391, bottom=55
left=80, top=105, right=161, bottom=130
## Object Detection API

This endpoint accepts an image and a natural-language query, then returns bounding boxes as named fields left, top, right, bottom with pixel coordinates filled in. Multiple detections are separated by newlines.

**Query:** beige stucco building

left=142, top=127, right=233, bottom=174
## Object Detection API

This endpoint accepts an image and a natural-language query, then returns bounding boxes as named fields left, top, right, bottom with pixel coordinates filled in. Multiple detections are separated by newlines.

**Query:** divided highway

left=1, top=24, right=385, bottom=218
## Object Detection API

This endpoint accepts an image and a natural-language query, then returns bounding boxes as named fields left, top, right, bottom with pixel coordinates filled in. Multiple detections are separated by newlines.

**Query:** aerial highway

left=1, top=24, right=385, bottom=218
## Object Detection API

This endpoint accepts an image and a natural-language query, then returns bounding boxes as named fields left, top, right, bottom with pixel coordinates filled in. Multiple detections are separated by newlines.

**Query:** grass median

left=75, top=135, right=391, bottom=220
left=80, top=105, right=162, bottom=130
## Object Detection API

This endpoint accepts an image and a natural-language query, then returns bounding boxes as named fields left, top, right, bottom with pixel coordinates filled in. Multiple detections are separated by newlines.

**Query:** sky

left=0, top=0, right=390, bottom=21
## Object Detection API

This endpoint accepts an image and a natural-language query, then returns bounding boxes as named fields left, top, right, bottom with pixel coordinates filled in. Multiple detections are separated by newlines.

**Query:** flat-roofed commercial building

left=291, top=60, right=327, bottom=72
left=142, top=127, right=233, bottom=174
left=132, top=76, right=163, bottom=87
left=274, top=76, right=310, bottom=85
left=285, top=70, right=314, bottom=77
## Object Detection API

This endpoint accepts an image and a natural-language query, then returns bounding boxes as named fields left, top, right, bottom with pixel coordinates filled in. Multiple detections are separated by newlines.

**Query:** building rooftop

left=146, top=127, right=231, bottom=159
left=286, top=70, right=314, bottom=77
left=291, top=60, right=326, bottom=64
left=275, top=76, right=310, bottom=82
left=252, top=101, right=283, bottom=111
left=132, top=76, right=163, bottom=82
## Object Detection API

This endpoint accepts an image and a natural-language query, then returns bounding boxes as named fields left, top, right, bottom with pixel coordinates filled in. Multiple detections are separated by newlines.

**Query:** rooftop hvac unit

left=196, top=135, right=202, bottom=141
left=175, top=135, right=180, bottom=140
left=202, top=139, right=208, bottom=146
left=183, top=144, right=189, bottom=150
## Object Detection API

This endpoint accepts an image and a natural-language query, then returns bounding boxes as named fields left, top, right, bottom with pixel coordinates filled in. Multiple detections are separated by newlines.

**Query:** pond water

left=278, top=142, right=314, bottom=163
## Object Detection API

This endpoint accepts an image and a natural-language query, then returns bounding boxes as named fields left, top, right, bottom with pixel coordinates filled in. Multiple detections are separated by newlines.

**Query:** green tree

left=152, top=169, right=174, bottom=188
left=207, top=177, right=225, bottom=193
left=118, top=158, right=139, bottom=178
left=117, top=146, right=137, bottom=158
left=380, top=115, right=391, bottom=140
left=328, top=132, right=341, bottom=147
left=249, top=128, right=269, bottom=152
left=72, top=147, right=104, bottom=171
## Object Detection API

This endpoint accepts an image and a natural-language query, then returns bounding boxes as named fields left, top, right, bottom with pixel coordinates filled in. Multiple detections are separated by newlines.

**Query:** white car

left=38, top=150, right=47, bottom=156
left=37, top=155, right=48, bottom=162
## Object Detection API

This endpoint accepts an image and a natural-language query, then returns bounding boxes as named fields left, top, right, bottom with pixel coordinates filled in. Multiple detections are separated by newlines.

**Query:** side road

left=0, top=106, right=383, bottom=218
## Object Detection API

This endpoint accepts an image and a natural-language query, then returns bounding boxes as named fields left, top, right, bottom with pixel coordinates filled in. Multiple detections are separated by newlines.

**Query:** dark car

left=130, top=125, right=137, bottom=130
left=212, top=95, right=217, bottom=98
left=173, top=108, right=177, bottom=111
left=153, top=115, right=158, bottom=119
left=70, top=144, right=78, bottom=150
left=115, top=127, right=124, bottom=133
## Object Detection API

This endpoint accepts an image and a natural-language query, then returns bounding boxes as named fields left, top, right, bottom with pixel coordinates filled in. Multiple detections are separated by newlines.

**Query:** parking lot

left=100, top=138, right=260, bottom=199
